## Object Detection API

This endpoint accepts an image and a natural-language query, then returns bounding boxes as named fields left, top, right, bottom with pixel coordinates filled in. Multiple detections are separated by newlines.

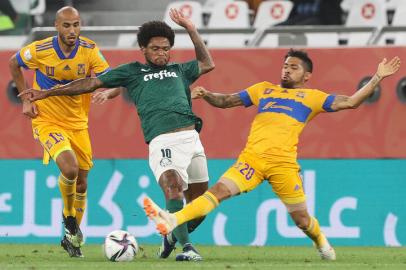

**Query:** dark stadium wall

left=1, top=47, right=406, bottom=158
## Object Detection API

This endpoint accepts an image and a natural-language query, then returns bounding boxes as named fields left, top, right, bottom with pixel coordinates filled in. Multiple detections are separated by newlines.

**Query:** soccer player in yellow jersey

left=143, top=50, right=401, bottom=260
left=9, top=6, right=121, bottom=257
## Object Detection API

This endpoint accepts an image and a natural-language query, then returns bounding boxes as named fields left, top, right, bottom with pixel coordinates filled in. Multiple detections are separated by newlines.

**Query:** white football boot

left=316, top=234, right=336, bottom=260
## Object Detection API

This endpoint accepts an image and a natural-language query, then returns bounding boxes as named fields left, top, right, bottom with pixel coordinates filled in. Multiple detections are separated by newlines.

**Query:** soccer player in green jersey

left=19, top=9, right=215, bottom=261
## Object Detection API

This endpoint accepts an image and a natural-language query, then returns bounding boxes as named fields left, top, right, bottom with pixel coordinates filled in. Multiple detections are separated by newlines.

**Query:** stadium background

left=0, top=0, right=405, bottom=248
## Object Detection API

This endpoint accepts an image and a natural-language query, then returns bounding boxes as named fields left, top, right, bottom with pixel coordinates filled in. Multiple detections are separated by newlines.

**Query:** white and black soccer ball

left=104, top=230, right=139, bottom=262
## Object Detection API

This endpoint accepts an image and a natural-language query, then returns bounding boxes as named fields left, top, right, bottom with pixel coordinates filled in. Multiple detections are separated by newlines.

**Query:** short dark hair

left=285, top=49, right=313, bottom=72
left=137, top=21, right=175, bottom=48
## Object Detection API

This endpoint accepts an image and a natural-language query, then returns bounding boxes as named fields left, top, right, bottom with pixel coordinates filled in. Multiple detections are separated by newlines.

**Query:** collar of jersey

left=52, top=36, right=79, bottom=60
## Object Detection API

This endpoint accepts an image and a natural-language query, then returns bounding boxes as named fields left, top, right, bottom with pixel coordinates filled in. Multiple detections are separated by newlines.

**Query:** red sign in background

left=1, top=48, right=405, bottom=158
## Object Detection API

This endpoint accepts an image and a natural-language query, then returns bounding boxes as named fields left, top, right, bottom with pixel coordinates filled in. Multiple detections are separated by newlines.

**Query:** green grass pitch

left=0, top=244, right=405, bottom=269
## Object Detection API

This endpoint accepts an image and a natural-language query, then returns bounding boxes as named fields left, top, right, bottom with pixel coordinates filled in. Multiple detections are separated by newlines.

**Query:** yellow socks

left=175, top=191, right=219, bottom=226
left=303, top=216, right=328, bottom=248
left=58, top=174, right=77, bottom=218
left=74, top=192, right=87, bottom=225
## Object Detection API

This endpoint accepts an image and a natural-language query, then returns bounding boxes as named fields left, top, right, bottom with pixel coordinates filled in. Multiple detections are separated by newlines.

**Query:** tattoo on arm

left=203, top=92, right=243, bottom=108
left=370, top=74, right=381, bottom=87
left=331, top=95, right=349, bottom=110
left=48, top=78, right=103, bottom=97
left=331, top=74, right=382, bottom=111
left=188, top=29, right=214, bottom=74
left=332, top=73, right=383, bottom=111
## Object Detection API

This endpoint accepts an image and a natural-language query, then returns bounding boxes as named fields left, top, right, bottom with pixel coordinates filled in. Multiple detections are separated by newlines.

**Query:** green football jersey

left=98, top=60, right=201, bottom=143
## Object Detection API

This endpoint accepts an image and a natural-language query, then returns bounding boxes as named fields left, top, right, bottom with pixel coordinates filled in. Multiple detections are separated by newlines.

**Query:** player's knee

left=160, top=170, right=183, bottom=199
left=57, top=154, right=79, bottom=180
left=166, top=176, right=183, bottom=191
left=162, top=169, right=181, bottom=180
left=60, top=165, right=79, bottom=180
left=61, top=168, right=78, bottom=180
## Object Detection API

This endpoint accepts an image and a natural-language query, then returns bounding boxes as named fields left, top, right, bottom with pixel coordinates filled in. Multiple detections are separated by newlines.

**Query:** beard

left=146, top=59, right=167, bottom=67
left=146, top=56, right=169, bottom=67
left=281, top=79, right=294, bottom=88
left=59, top=34, right=76, bottom=47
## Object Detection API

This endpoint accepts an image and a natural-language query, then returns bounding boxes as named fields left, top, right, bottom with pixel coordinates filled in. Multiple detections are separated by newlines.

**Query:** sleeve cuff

left=95, top=67, right=111, bottom=77
left=238, top=90, right=253, bottom=107
left=16, top=51, right=29, bottom=69
left=322, top=94, right=336, bottom=112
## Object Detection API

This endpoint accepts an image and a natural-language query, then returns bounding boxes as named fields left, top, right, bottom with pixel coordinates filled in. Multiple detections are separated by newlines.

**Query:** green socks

left=166, top=199, right=190, bottom=246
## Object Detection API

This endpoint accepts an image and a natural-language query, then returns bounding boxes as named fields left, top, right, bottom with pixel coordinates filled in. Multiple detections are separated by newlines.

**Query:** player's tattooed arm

left=49, top=77, right=103, bottom=96
left=204, top=92, right=243, bottom=108
left=169, top=8, right=214, bottom=74
left=190, top=29, right=215, bottom=75
left=18, top=77, right=104, bottom=102
left=331, top=56, right=400, bottom=111
left=192, top=86, right=243, bottom=108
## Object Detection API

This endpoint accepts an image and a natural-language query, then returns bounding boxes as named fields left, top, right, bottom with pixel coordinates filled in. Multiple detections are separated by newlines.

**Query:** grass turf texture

left=0, top=244, right=405, bottom=269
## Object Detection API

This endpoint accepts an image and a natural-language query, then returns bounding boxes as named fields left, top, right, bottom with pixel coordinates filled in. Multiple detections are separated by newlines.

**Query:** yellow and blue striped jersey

left=16, top=36, right=110, bottom=130
left=239, top=81, right=335, bottom=162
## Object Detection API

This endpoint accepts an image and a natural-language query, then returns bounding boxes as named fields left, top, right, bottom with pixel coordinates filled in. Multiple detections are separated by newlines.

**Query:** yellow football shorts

left=222, top=152, right=306, bottom=204
left=32, top=123, right=93, bottom=170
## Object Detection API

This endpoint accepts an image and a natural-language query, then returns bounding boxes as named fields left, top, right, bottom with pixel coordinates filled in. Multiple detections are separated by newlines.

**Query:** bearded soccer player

left=142, top=50, right=400, bottom=260
left=9, top=6, right=122, bottom=257
left=19, top=9, right=215, bottom=261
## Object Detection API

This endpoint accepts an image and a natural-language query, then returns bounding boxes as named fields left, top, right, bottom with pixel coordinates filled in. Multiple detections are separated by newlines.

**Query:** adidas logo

left=63, top=65, right=71, bottom=71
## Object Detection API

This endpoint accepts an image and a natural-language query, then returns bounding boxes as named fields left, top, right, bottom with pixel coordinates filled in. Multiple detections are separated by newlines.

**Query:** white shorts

left=149, top=129, right=209, bottom=190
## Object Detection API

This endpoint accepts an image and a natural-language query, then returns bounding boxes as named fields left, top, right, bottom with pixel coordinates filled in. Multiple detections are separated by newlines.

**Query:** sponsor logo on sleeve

left=24, top=49, right=32, bottom=61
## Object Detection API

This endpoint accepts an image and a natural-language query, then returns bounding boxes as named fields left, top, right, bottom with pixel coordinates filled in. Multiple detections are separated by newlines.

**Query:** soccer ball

left=103, top=230, right=139, bottom=262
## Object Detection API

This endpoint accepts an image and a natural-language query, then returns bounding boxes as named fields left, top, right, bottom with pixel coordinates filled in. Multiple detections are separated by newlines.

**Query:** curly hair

left=285, top=49, right=313, bottom=72
left=137, top=21, right=175, bottom=48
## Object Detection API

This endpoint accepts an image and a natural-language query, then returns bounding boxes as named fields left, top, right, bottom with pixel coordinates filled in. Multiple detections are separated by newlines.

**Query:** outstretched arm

left=18, top=77, right=104, bottom=102
left=170, top=8, right=215, bottom=74
left=92, top=87, right=124, bottom=104
left=192, top=86, right=243, bottom=108
left=331, top=57, right=401, bottom=111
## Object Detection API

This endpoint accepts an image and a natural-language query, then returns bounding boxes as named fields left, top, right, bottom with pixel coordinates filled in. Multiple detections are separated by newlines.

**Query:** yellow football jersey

left=16, top=36, right=110, bottom=130
left=239, top=81, right=335, bottom=162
